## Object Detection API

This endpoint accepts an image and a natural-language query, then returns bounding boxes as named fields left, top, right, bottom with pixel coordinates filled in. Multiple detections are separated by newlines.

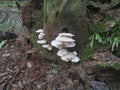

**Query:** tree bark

left=43, top=0, right=89, bottom=62
left=22, top=0, right=89, bottom=63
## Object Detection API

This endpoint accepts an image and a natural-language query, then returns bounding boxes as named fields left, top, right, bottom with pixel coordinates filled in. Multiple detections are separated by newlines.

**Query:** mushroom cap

left=57, top=45, right=64, bottom=49
left=51, top=40, right=63, bottom=48
left=37, top=39, right=47, bottom=44
left=36, top=29, right=44, bottom=33
left=39, top=33, right=45, bottom=36
left=56, top=36, right=75, bottom=42
left=64, top=42, right=76, bottom=47
left=59, top=33, right=74, bottom=37
left=38, top=33, right=45, bottom=39
left=73, top=51, right=78, bottom=55
left=57, top=49, right=68, bottom=56
left=61, top=52, right=75, bottom=62
left=42, top=44, right=52, bottom=50
left=65, top=52, right=75, bottom=59
left=71, top=56, right=80, bottom=63
left=61, top=56, right=70, bottom=62
left=38, top=35, right=44, bottom=40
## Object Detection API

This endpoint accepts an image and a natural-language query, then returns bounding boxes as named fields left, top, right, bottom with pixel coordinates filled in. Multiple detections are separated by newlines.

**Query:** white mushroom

left=38, top=33, right=45, bottom=39
left=59, top=33, right=74, bottom=37
left=36, top=29, right=44, bottom=33
left=73, top=51, right=78, bottom=55
left=61, top=52, right=74, bottom=62
left=61, top=56, right=70, bottom=62
left=64, top=42, right=76, bottom=47
left=56, top=36, right=75, bottom=42
left=37, top=39, right=47, bottom=44
left=50, top=32, right=80, bottom=63
left=57, top=49, right=68, bottom=56
left=39, top=32, right=45, bottom=36
left=51, top=40, right=63, bottom=49
left=71, top=56, right=80, bottom=63
left=42, top=44, right=52, bottom=50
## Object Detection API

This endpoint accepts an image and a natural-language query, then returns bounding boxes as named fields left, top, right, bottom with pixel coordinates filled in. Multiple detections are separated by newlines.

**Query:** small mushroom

left=71, top=56, right=80, bottom=63
left=57, top=49, right=68, bottom=56
left=56, top=36, right=75, bottom=42
left=59, top=33, right=74, bottom=37
left=61, top=52, right=74, bottom=62
left=64, top=42, right=76, bottom=47
left=73, top=51, right=78, bottom=55
left=36, top=29, right=44, bottom=33
left=61, top=56, right=70, bottom=62
left=42, top=44, right=52, bottom=50
left=37, top=39, right=47, bottom=44
left=51, top=40, right=63, bottom=49
left=38, top=33, right=45, bottom=39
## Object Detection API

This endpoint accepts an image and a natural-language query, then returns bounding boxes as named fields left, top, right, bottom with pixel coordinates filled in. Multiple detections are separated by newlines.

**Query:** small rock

left=2, top=53, right=11, bottom=57
left=26, top=62, right=32, bottom=68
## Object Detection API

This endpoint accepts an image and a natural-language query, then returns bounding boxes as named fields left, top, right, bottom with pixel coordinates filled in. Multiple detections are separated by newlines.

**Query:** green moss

left=96, top=63, right=110, bottom=68
left=96, top=63, right=120, bottom=70
left=0, top=1, right=26, bottom=8
left=30, top=25, right=61, bottom=63
left=81, top=42, right=101, bottom=61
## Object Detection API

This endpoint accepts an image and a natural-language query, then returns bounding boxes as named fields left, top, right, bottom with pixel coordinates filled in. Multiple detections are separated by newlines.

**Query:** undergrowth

left=89, top=20, right=120, bottom=51
left=89, top=20, right=120, bottom=70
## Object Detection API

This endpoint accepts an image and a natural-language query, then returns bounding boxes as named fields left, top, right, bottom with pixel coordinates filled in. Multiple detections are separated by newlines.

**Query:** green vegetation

left=0, top=40, right=7, bottom=49
left=89, top=20, right=120, bottom=51
left=96, top=63, right=120, bottom=70
left=0, top=1, right=26, bottom=8
left=81, top=45, right=100, bottom=61
left=88, top=20, right=120, bottom=70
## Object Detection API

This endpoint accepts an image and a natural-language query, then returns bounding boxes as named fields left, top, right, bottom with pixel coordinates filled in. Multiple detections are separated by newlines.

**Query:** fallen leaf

left=0, top=40, right=7, bottom=49
left=26, top=62, right=32, bottom=68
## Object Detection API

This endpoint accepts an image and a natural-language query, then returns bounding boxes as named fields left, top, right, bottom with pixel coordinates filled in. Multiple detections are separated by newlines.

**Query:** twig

left=6, top=69, right=20, bottom=90
left=0, top=72, right=9, bottom=77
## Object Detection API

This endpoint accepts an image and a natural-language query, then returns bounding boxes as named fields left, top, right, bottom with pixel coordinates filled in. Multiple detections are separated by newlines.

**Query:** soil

left=0, top=30, right=120, bottom=90
left=0, top=0, right=120, bottom=90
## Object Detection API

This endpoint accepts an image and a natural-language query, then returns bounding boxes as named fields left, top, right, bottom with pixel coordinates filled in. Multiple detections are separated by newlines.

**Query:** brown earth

left=0, top=29, right=120, bottom=90
left=0, top=0, right=120, bottom=90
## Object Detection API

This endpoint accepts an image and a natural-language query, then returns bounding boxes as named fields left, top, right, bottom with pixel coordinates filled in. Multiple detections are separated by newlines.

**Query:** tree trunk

left=43, top=0, right=88, bottom=62
left=22, top=0, right=89, bottom=63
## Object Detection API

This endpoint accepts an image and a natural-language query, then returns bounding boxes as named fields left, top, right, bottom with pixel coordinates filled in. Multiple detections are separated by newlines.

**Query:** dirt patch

left=0, top=35, right=47, bottom=90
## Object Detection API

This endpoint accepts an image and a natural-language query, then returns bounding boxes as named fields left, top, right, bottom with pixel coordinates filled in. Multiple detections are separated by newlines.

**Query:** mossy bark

left=42, top=0, right=89, bottom=62
left=23, top=0, right=89, bottom=63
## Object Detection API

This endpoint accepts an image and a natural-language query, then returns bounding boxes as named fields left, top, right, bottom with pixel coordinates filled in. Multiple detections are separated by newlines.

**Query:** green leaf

left=90, top=36, right=94, bottom=48
left=96, top=33, right=102, bottom=43
left=51, top=69, right=58, bottom=74
left=111, top=41, right=116, bottom=50
left=111, top=63, right=120, bottom=70
left=96, top=63, right=109, bottom=68
left=51, top=63, right=57, bottom=67
left=0, top=40, right=7, bottom=49
left=89, top=35, right=93, bottom=40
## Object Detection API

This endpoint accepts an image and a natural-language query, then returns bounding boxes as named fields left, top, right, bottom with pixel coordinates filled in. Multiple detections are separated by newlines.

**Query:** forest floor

left=0, top=1, right=120, bottom=90
left=0, top=29, right=120, bottom=90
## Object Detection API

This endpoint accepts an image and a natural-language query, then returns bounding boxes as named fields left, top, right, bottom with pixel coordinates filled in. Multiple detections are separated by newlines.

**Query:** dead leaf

left=26, top=62, right=32, bottom=68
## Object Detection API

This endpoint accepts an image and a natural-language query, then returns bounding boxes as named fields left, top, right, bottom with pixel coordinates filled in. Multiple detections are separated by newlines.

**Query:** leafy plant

left=111, top=37, right=120, bottom=50
left=96, top=63, right=120, bottom=70
left=51, top=69, right=58, bottom=74
left=0, top=40, right=7, bottom=49
left=89, top=20, right=120, bottom=50
left=111, top=63, right=120, bottom=70
left=89, top=33, right=103, bottom=48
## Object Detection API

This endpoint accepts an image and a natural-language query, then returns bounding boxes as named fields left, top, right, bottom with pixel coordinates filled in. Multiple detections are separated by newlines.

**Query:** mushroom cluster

left=36, top=29, right=52, bottom=50
left=51, top=33, right=80, bottom=63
